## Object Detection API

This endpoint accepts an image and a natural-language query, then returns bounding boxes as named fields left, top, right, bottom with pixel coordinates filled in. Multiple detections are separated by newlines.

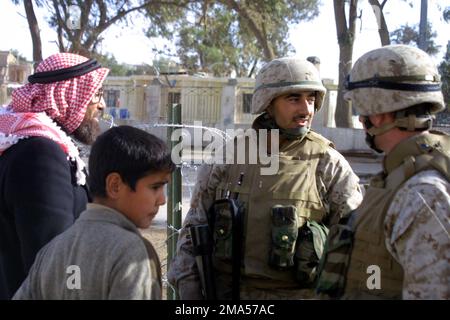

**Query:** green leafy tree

left=146, top=0, right=320, bottom=77
left=438, top=42, right=450, bottom=110
left=15, top=0, right=319, bottom=77
left=439, top=6, right=450, bottom=111
left=93, top=53, right=130, bottom=76
left=152, top=57, right=183, bottom=75
left=95, top=53, right=173, bottom=76
left=435, top=41, right=450, bottom=125
left=444, top=7, right=450, bottom=22
left=390, top=22, right=440, bottom=56
left=437, top=5, right=449, bottom=116
left=10, top=49, right=30, bottom=64
left=12, top=0, right=192, bottom=59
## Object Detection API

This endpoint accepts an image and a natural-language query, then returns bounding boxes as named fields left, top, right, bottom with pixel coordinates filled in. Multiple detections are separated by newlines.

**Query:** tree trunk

left=368, top=0, right=390, bottom=46
left=335, top=44, right=354, bottom=128
left=333, top=0, right=358, bottom=128
left=23, top=0, right=42, bottom=69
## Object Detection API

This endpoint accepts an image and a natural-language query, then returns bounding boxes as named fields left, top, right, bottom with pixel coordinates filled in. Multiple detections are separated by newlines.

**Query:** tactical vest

left=212, top=130, right=332, bottom=292
left=343, top=131, right=450, bottom=299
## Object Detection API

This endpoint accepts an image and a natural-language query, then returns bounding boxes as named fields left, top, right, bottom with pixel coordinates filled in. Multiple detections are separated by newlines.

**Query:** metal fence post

left=167, top=103, right=182, bottom=300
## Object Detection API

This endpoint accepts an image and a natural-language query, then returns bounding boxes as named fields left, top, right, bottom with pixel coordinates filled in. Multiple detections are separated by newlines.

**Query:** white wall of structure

left=104, top=74, right=373, bottom=153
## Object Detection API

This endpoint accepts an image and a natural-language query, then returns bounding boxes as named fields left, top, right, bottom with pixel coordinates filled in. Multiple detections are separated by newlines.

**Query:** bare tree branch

left=47, top=0, right=194, bottom=55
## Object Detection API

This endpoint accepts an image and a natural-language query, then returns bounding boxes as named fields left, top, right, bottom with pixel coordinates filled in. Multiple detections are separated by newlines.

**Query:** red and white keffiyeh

left=0, top=53, right=109, bottom=185
left=0, top=109, right=87, bottom=185
left=8, top=53, right=109, bottom=133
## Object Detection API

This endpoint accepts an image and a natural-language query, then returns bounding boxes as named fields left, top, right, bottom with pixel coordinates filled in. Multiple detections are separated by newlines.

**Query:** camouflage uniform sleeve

left=385, top=170, right=450, bottom=300
left=167, top=162, right=227, bottom=299
left=316, top=147, right=363, bottom=225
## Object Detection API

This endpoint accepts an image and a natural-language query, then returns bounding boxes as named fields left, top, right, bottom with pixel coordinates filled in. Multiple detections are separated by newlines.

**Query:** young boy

left=13, top=126, right=175, bottom=299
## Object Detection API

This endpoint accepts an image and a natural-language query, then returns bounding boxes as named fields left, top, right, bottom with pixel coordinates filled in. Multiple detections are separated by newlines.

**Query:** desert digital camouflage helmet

left=344, top=45, right=444, bottom=117
left=251, top=57, right=327, bottom=114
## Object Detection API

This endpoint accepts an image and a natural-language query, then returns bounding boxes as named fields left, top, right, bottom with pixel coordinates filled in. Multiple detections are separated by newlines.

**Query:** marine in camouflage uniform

left=316, top=45, right=450, bottom=300
left=168, top=57, right=363, bottom=300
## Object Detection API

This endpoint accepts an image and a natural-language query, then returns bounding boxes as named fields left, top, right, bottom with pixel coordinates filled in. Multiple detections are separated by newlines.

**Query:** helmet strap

left=366, top=122, right=396, bottom=136
left=366, top=115, right=432, bottom=137
left=363, top=113, right=432, bottom=153
left=363, top=117, right=384, bottom=153
left=394, top=114, right=433, bottom=132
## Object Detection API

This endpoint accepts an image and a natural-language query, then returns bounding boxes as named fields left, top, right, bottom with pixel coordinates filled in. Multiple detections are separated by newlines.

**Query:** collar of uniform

left=278, top=134, right=308, bottom=153
left=383, top=132, right=431, bottom=175
left=79, top=203, right=140, bottom=234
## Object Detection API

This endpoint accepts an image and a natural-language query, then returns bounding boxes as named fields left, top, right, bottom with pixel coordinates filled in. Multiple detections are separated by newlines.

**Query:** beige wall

left=102, top=74, right=376, bottom=152
left=103, top=75, right=256, bottom=125
left=103, top=75, right=340, bottom=130
left=0, top=52, right=33, bottom=105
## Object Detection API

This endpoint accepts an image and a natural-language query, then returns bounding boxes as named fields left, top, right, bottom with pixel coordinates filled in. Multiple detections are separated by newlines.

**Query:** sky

left=0, top=0, right=449, bottom=80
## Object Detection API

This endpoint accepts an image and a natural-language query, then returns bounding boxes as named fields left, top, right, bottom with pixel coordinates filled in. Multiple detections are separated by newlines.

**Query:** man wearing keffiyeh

left=0, top=53, right=109, bottom=299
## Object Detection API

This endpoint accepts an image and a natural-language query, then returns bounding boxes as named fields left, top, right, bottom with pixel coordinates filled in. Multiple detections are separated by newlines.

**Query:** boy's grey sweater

left=13, top=203, right=161, bottom=300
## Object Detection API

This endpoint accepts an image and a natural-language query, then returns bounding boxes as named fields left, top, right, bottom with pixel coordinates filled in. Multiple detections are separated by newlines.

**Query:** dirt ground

left=139, top=225, right=170, bottom=300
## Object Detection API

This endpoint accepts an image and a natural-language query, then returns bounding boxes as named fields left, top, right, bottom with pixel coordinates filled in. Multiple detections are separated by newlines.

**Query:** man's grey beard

left=72, top=118, right=100, bottom=145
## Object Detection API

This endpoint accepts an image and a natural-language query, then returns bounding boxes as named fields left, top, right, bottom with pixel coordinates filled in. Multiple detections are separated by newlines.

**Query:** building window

left=168, top=92, right=181, bottom=105
left=105, top=89, right=120, bottom=108
left=242, top=93, right=252, bottom=114
left=8, top=69, right=17, bottom=83
left=119, top=108, right=130, bottom=119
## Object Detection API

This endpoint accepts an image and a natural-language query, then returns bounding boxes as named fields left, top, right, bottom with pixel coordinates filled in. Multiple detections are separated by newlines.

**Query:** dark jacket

left=0, top=137, right=89, bottom=299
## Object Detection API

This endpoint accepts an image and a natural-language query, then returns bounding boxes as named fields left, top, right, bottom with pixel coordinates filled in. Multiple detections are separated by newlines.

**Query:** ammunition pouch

left=268, top=205, right=329, bottom=288
left=269, top=205, right=299, bottom=270
left=294, top=220, right=329, bottom=288
left=208, top=198, right=245, bottom=300
left=208, top=199, right=244, bottom=260
left=315, top=222, right=354, bottom=298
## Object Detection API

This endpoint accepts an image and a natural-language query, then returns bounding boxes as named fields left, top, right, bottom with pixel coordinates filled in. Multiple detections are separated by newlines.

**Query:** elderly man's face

left=72, top=88, right=105, bottom=145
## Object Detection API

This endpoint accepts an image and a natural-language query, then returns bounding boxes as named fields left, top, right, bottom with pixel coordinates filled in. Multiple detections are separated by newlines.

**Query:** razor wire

left=78, top=118, right=232, bottom=299
left=131, top=122, right=231, bottom=299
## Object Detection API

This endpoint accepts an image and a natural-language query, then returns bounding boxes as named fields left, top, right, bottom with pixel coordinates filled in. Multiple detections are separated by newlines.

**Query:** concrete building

left=0, top=51, right=33, bottom=105
left=103, top=74, right=254, bottom=126
left=103, top=74, right=370, bottom=152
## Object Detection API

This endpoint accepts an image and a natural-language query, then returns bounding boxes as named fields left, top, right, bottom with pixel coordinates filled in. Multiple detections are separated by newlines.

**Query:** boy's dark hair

left=88, top=125, right=175, bottom=198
